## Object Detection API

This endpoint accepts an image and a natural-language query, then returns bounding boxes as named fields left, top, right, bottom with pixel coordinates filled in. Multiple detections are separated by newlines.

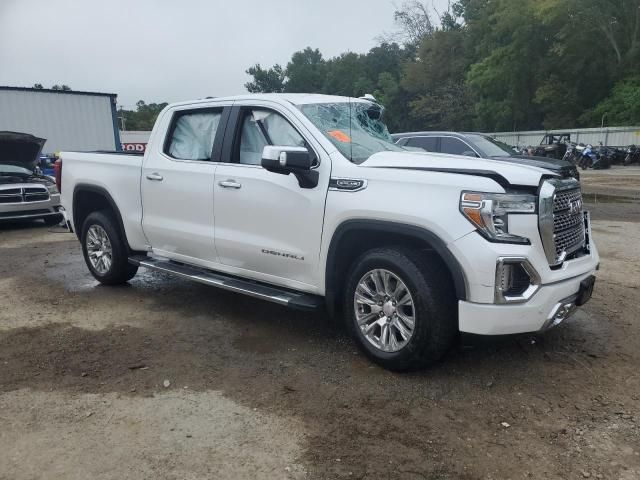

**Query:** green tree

left=120, top=100, right=168, bottom=131
left=323, top=52, right=368, bottom=96
left=243, top=0, right=640, bottom=134
left=403, top=28, right=473, bottom=130
left=285, top=48, right=326, bottom=93
left=464, top=0, right=548, bottom=131
left=244, top=64, right=286, bottom=93
left=584, top=75, right=640, bottom=126
left=538, top=0, right=640, bottom=68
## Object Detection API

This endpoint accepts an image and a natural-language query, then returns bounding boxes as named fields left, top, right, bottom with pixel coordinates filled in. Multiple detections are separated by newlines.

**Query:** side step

left=128, top=255, right=324, bottom=311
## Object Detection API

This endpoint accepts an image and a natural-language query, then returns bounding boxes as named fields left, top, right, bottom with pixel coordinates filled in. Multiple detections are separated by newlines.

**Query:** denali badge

left=329, top=178, right=367, bottom=192
left=261, top=249, right=304, bottom=261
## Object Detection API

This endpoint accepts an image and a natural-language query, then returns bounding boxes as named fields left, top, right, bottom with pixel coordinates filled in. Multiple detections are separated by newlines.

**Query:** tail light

left=54, top=158, right=62, bottom=193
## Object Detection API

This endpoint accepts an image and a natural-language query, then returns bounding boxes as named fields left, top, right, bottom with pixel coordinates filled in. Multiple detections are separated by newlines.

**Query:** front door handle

left=146, top=172, right=163, bottom=181
left=218, top=180, right=241, bottom=189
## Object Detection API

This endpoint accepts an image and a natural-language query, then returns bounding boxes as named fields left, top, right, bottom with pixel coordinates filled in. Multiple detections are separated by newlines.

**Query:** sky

left=1, top=0, right=449, bottom=108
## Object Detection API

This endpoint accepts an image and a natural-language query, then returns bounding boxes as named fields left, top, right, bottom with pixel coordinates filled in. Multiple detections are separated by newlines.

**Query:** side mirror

left=261, top=146, right=314, bottom=172
left=462, top=150, right=478, bottom=158
left=261, top=145, right=319, bottom=189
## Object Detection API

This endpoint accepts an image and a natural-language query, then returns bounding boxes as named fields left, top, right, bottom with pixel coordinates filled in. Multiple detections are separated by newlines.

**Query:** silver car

left=0, top=132, right=62, bottom=225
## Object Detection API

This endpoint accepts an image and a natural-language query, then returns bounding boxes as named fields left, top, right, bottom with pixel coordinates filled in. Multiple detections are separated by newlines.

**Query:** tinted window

left=441, top=137, right=475, bottom=156
left=165, top=109, right=222, bottom=161
left=465, top=134, right=515, bottom=157
left=237, top=109, right=306, bottom=165
left=406, top=136, right=438, bottom=152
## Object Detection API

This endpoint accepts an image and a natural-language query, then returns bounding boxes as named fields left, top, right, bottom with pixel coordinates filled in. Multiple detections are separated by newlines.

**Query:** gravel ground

left=0, top=169, right=639, bottom=479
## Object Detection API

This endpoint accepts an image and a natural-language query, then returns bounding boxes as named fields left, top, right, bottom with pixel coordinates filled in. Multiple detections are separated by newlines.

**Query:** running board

left=128, top=255, right=324, bottom=311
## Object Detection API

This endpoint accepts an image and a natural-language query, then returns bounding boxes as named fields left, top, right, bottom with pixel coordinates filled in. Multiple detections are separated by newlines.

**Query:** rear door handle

left=218, top=180, right=241, bottom=189
left=146, top=172, right=163, bottom=181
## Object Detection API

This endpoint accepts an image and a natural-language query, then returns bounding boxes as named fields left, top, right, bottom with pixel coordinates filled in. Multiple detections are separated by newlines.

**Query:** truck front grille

left=0, top=186, right=49, bottom=204
left=539, top=178, right=586, bottom=266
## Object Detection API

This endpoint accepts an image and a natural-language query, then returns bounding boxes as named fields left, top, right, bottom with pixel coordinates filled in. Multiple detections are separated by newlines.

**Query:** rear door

left=212, top=101, right=330, bottom=291
left=141, top=104, right=230, bottom=267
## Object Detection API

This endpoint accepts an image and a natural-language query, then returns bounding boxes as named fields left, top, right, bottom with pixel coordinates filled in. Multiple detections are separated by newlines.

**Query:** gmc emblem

left=569, top=198, right=582, bottom=215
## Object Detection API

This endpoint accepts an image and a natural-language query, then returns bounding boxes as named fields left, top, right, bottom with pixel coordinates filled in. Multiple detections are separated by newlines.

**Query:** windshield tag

left=327, top=130, right=351, bottom=143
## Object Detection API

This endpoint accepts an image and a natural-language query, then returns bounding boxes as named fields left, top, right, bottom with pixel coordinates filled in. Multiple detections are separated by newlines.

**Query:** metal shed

left=0, top=86, right=121, bottom=154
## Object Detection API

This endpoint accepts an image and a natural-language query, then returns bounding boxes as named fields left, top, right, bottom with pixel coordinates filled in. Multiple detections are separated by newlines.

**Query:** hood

left=490, top=155, right=579, bottom=179
left=361, top=151, right=558, bottom=188
left=0, top=131, right=46, bottom=171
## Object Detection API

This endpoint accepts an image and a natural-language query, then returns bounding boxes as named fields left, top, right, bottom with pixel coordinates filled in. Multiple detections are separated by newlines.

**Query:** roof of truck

left=170, top=93, right=370, bottom=108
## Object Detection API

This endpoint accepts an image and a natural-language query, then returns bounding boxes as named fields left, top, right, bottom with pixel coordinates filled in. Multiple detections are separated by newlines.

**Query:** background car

left=391, top=131, right=579, bottom=179
left=0, top=131, right=63, bottom=225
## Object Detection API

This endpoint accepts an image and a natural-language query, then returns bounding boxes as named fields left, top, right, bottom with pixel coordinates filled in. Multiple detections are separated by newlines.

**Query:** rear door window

left=165, top=109, right=223, bottom=161
left=406, top=136, right=439, bottom=152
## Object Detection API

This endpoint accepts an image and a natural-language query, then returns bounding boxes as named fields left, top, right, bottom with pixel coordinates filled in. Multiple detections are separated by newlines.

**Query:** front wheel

left=343, top=247, right=457, bottom=371
left=81, top=210, right=138, bottom=285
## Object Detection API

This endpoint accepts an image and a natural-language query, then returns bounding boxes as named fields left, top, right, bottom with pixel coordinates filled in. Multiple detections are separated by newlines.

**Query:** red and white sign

left=121, top=142, right=147, bottom=153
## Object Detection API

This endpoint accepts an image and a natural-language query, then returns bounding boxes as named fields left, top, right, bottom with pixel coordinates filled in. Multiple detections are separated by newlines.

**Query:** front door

left=141, top=105, right=226, bottom=266
left=213, top=102, right=330, bottom=291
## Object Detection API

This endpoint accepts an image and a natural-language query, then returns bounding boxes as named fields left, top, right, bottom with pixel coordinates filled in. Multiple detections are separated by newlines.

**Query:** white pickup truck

left=59, top=94, right=599, bottom=371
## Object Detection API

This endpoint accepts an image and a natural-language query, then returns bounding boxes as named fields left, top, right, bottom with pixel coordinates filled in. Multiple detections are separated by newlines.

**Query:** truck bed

left=59, top=150, right=146, bottom=249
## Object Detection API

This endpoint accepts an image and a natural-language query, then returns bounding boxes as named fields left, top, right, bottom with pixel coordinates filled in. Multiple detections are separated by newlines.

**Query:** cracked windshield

left=298, top=101, right=406, bottom=164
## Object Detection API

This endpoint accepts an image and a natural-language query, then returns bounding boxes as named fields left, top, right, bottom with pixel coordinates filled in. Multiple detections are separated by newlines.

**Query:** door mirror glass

left=261, top=146, right=313, bottom=172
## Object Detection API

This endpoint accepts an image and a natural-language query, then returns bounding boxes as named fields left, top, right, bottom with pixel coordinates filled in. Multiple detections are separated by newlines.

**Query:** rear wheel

left=81, top=210, right=138, bottom=285
left=344, top=247, right=457, bottom=371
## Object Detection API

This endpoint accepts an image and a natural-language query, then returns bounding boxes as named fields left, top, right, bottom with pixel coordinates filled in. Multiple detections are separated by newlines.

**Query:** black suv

left=391, top=131, right=579, bottom=179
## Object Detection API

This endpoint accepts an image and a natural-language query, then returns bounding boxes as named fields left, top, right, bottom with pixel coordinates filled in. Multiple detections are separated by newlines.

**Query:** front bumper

left=0, top=193, right=62, bottom=221
left=458, top=269, right=596, bottom=335
left=450, top=207, right=599, bottom=335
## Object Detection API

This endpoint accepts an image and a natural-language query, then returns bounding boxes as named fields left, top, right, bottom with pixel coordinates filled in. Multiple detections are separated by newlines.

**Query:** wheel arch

left=72, top=184, right=133, bottom=252
left=324, top=219, right=467, bottom=317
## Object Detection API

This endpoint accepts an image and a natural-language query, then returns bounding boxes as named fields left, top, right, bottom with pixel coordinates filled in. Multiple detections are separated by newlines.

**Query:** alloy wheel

left=86, top=224, right=113, bottom=275
left=354, top=269, right=416, bottom=353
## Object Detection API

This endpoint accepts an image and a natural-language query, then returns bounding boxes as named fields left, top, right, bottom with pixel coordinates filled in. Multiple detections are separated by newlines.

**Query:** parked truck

left=58, top=94, right=598, bottom=371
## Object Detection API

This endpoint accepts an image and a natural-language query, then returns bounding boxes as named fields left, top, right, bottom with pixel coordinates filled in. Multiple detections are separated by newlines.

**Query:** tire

left=43, top=214, right=63, bottom=226
left=81, top=210, right=138, bottom=285
left=343, top=247, right=457, bottom=372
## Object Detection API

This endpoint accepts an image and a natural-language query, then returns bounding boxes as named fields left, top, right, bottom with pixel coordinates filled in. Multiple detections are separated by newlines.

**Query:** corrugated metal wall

left=491, top=126, right=640, bottom=148
left=0, top=89, right=118, bottom=154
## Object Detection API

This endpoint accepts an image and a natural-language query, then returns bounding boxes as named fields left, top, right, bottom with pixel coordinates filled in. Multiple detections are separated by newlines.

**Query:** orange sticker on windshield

left=328, top=130, right=351, bottom=143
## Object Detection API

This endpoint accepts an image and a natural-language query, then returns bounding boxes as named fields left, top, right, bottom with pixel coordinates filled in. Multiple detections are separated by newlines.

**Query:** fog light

left=495, top=257, right=540, bottom=304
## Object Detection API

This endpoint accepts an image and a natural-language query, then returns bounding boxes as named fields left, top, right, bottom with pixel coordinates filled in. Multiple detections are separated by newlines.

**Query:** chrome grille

left=539, top=179, right=586, bottom=265
left=554, top=188, right=582, bottom=213
left=0, top=186, right=49, bottom=204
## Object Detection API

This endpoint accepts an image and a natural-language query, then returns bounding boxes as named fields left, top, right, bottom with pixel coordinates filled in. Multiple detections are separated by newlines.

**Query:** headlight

left=460, top=192, right=536, bottom=244
left=47, top=184, right=59, bottom=194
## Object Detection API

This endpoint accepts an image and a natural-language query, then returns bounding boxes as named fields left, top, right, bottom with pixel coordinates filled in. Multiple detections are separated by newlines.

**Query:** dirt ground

left=1, top=168, right=639, bottom=480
